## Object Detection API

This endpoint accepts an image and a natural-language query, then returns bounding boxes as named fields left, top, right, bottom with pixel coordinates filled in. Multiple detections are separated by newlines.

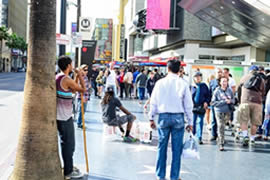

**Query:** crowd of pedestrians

left=55, top=56, right=270, bottom=179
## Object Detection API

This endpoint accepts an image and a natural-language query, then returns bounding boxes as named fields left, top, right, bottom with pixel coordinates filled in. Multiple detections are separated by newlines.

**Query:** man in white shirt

left=223, top=67, right=236, bottom=93
left=105, top=62, right=118, bottom=97
left=149, top=60, right=193, bottom=180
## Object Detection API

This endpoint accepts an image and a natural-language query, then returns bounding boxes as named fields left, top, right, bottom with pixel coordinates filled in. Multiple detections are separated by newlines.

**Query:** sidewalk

left=1, top=95, right=270, bottom=180
left=0, top=92, right=23, bottom=179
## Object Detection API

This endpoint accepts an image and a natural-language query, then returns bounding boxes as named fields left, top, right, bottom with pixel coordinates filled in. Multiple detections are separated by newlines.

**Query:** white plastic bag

left=182, top=133, right=200, bottom=160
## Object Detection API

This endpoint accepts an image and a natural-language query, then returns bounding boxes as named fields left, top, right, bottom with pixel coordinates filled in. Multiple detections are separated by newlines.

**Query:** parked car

left=17, top=67, right=26, bottom=72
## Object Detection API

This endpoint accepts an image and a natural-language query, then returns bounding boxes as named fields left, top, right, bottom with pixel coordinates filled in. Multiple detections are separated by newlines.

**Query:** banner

left=146, top=0, right=171, bottom=30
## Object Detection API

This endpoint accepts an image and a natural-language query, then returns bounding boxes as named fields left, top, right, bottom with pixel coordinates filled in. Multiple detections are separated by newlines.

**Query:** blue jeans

left=138, top=87, right=145, bottom=100
left=193, top=113, right=205, bottom=141
left=258, top=103, right=265, bottom=135
left=211, top=106, right=218, bottom=137
left=264, top=120, right=270, bottom=137
left=77, top=100, right=87, bottom=126
left=156, top=113, right=185, bottom=180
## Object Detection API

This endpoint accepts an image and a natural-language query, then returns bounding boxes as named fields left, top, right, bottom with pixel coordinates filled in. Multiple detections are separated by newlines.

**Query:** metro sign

left=80, top=17, right=92, bottom=33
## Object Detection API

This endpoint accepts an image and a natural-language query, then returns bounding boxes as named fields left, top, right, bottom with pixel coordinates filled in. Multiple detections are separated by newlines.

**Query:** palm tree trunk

left=10, top=1, right=62, bottom=180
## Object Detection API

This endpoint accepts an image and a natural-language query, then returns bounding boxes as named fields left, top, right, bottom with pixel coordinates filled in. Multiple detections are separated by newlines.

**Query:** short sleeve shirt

left=229, top=77, right=236, bottom=88
left=106, top=70, right=116, bottom=86
left=101, top=97, right=122, bottom=121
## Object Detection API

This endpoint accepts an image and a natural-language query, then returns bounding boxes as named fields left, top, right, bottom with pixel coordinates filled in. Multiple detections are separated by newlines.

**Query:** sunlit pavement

left=0, top=73, right=270, bottom=180
left=74, top=97, right=270, bottom=180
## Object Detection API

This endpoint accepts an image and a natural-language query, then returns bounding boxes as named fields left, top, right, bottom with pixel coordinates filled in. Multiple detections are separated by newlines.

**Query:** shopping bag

left=182, top=133, right=200, bottom=160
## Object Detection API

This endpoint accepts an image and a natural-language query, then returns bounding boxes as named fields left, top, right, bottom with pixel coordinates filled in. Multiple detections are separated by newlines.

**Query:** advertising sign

left=81, top=40, right=97, bottom=78
left=146, top=0, right=171, bottom=30
left=71, top=22, right=77, bottom=33
left=56, top=33, right=70, bottom=45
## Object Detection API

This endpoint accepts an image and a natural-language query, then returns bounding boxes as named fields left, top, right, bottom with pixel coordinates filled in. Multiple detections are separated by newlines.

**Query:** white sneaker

left=65, top=170, right=84, bottom=179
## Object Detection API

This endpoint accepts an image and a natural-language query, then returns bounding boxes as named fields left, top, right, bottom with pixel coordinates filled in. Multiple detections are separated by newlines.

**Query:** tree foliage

left=5, top=32, right=28, bottom=54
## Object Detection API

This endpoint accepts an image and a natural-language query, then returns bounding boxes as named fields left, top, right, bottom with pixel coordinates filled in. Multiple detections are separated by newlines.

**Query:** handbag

left=193, top=104, right=206, bottom=114
left=224, top=91, right=235, bottom=112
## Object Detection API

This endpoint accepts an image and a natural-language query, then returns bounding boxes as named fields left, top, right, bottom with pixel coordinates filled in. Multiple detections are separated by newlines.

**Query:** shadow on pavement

left=77, top=173, right=127, bottom=180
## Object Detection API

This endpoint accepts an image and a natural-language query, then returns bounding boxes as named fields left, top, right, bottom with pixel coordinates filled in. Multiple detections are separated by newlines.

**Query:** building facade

left=123, top=0, right=270, bottom=84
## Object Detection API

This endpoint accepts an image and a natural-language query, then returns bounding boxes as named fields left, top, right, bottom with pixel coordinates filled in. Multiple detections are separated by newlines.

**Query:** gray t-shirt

left=101, top=97, right=122, bottom=123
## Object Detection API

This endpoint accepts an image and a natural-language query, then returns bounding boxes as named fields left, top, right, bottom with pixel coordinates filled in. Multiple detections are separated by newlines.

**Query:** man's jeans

left=138, top=87, right=145, bottom=100
left=258, top=103, right=265, bottom=135
left=77, top=100, right=88, bottom=126
left=156, top=113, right=185, bottom=180
left=57, top=117, right=75, bottom=175
left=193, top=113, right=205, bottom=141
left=211, top=106, right=218, bottom=137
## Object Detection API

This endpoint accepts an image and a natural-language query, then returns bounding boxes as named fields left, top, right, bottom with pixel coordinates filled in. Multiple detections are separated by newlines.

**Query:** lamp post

left=59, top=0, right=67, bottom=56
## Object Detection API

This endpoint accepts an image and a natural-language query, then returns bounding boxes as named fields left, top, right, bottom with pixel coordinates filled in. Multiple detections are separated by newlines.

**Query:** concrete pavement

left=0, top=72, right=270, bottom=180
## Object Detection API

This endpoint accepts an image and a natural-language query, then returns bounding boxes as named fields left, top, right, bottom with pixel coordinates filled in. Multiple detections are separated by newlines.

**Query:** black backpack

left=243, top=73, right=262, bottom=92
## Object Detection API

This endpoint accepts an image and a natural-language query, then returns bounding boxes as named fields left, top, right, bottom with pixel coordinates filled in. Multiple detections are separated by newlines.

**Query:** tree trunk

left=9, top=1, right=63, bottom=180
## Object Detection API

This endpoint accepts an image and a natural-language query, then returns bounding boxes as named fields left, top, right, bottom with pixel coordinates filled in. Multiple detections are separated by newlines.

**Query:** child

left=101, top=86, right=137, bottom=142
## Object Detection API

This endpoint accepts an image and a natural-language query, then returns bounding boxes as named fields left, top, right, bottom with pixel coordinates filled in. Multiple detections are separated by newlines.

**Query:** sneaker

left=198, top=140, right=203, bottom=145
left=250, top=139, right=255, bottom=145
left=210, top=136, right=217, bottom=141
left=263, top=136, right=268, bottom=141
left=242, top=136, right=249, bottom=147
left=123, top=135, right=137, bottom=143
left=65, top=170, right=83, bottom=179
left=219, top=144, right=225, bottom=151
left=77, top=124, right=83, bottom=129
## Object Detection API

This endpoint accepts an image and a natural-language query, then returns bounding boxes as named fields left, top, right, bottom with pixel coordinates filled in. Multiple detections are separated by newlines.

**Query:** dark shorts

left=104, top=114, right=135, bottom=126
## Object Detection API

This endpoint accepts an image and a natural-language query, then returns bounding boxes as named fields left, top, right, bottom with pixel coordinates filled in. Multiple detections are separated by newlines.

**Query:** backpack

left=243, top=73, right=262, bottom=92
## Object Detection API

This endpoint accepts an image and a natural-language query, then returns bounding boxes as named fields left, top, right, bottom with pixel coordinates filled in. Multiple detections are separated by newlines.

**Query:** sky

left=56, top=0, right=120, bottom=35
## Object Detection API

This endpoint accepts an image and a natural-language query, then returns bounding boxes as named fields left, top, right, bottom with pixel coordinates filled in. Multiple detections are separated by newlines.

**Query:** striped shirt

left=56, top=73, right=73, bottom=121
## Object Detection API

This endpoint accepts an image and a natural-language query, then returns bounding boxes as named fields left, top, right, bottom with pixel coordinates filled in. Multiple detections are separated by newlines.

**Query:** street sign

left=71, top=32, right=82, bottom=47
left=56, top=33, right=70, bottom=45
left=79, top=17, right=92, bottom=33
left=119, top=24, right=125, bottom=59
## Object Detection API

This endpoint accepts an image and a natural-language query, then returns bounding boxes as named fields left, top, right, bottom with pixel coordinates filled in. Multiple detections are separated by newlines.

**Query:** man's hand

left=204, top=102, right=208, bottom=109
left=186, top=125, right=193, bottom=132
left=150, top=120, right=156, bottom=129
left=132, top=114, right=136, bottom=120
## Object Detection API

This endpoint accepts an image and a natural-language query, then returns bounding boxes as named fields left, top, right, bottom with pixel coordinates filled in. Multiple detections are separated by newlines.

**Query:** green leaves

left=4, top=30, right=28, bottom=54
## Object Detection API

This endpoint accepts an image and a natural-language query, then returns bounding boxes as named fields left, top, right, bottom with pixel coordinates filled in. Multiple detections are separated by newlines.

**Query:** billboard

left=92, top=19, right=113, bottom=62
left=146, top=0, right=171, bottom=30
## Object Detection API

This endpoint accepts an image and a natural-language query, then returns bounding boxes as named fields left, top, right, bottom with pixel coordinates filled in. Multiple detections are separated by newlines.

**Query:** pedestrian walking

left=101, top=86, right=137, bottom=142
left=105, top=62, right=118, bottom=97
left=192, top=72, right=211, bottom=144
left=135, top=69, right=148, bottom=104
left=90, top=66, right=99, bottom=97
left=119, top=68, right=126, bottom=98
left=209, top=68, right=223, bottom=141
left=211, top=76, right=235, bottom=151
left=76, top=64, right=91, bottom=129
left=144, top=71, right=155, bottom=110
left=238, top=65, right=265, bottom=146
left=124, top=68, right=133, bottom=99
left=133, top=68, right=140, bottom=99
left=96, top=70, right=105, bottom=98
left=56, top=56, right=85, bottom=179
left=149, top=60, right=193, bottom=180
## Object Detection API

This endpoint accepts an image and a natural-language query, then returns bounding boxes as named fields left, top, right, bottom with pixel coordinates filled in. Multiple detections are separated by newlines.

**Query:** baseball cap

left=106, top=86, right=114, bottom=93
left=248, top=65, right=259, bottom=72
left=194, top=71, right=202, bottom=77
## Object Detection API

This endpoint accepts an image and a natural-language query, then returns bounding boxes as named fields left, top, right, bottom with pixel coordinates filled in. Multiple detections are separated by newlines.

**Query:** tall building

left=8, top=0, right=28, bottom=39
left=1, top=0, right=8, bottom=27
left=123, top=0, right=270, bottom=84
